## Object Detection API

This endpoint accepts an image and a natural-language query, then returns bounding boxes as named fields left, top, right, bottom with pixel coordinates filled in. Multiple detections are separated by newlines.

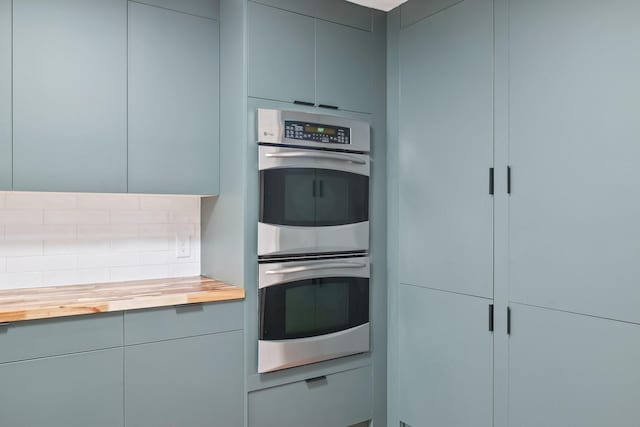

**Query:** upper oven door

left=259, top=145, right=370, bottom=257
left=259, top=257, right=370, bottom=341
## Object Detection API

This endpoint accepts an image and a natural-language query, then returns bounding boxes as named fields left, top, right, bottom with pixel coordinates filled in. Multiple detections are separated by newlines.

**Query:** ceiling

left=346, top=0, right=408, bottom=12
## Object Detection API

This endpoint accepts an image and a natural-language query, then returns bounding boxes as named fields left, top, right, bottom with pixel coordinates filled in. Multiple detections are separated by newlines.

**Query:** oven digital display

left=285, top=120, right=350, bottom=144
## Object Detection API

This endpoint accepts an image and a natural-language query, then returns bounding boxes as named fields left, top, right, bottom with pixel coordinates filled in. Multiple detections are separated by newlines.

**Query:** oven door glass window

left=259, top=277, right=369, bottom=340
left=260, top=168, right=368, bottom=227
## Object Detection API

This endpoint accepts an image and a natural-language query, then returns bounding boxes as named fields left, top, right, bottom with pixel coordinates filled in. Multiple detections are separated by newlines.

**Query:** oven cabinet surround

left=248, top=0, right=375, bottom=113
left=0, top=301, right=243, bottom=427
left=388, top=0, right=640, bottom=426
left=248, top=365, right=373, bottom=427
left=6, top=0, right=220, bottom=195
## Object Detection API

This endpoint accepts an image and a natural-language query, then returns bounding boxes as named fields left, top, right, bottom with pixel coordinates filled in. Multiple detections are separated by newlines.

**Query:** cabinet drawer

left=124, top=300, right=243, bottom=345
left=0, top=348, right=124, bottom=427
left=249, top=365, right=372, bottom=427
left=0, top=313, right=123, bottom=363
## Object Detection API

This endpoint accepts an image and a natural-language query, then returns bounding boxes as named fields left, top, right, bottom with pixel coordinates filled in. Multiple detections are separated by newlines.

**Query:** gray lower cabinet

left=128, top=1, right=220, bottom=195
left=0, top=0, right=10, bottom=190
left=398, top=285, right=493, bottom=427
left=509, top=305, right=640, bottom=427
left=0, top=348, right=125, bottom=427
left=12, top=0, right=127, bottom=193
left=125, top=331, right=243, bottom=427
left=248, top=365, right=372, bottom=427
left=248, top=1, right=316, bottom=105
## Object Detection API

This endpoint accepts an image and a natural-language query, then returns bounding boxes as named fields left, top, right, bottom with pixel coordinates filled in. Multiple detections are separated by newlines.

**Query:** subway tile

left=139, top=223, right=171, bottom=238
left=43, top=239, right=110, bottom=255
left=170, top=210, right=200, bottom=224
left=45, top=210, right=110, bottom=225
left=78, top=224, right=137, bottom=240
left=6, top=225, right=76, bottom=241
left=43, top=268, right=109, bottom=286
left=140, top=196, right=199, bottom=211
left=0, top=241, right=44, bottom=257
left=0, top=192, right=5, bottom=208
left=109, top=265, right=169, bottom=282
left=169, top=262, right=200, bottom=277
left=0, top=272, right=44, bottom=289
left=0, top=210, right=43, bottom=225
left=110, top=210, right=169, bottom=224
left=111, top=236, right=169, bottom=252
left=0, top=257, right=6, bottom=273
left=6, top=254, right=78, bottom=273
left=5, top=192, right=77, bottom=209
left=139, top=251, right=171, bottom=266
left=77, top=194, right=140, bottom=210
left=78, top=252, right=140, bottom=269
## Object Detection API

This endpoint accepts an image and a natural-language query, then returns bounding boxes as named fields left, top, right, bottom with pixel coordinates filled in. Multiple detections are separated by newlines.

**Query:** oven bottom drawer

left=258, top=323, right=369, bottom=373
left=249, top=365, right=372, bottom=427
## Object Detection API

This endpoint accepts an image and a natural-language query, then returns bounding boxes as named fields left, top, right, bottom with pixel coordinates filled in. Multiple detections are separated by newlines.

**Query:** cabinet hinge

left=507, top=306, right=512, bottom=335
left=489, top=168, right=495, bottom=195
left=507, top=166, right=512, bottom=195
left=488, top=304, right=494, bottom=332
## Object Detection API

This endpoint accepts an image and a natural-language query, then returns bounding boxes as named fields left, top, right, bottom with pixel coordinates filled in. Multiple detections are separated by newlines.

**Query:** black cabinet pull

left=507, top=166, right=512, bottom=195
left=317, top=104, right=339, bottom=110
left=489, top=168, right=494, bottom=195
left=507, top=306, right=512, bottom=335
left=305, top=375, right=327, bottom=384
left=294, top=100, right=314, bottom=106
left=488, top=304, right=494, bottom=332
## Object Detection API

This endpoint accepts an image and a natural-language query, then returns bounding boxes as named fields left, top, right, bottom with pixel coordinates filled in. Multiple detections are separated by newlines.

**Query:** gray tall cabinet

left=0, top=0, right=10, bottom=190
left=390, top=0, right=640, bottom=426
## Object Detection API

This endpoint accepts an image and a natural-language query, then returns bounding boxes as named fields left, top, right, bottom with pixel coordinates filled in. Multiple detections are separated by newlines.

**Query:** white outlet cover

left=345, top=0, right=408, bottom=11
left=175, top=235, right=191, bottom=258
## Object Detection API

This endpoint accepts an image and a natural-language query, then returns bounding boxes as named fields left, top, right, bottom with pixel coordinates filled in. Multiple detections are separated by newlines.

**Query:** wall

left=0, top=192, right=201, bottom=290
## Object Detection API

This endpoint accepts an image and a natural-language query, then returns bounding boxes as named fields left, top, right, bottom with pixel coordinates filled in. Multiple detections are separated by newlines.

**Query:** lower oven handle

left=264, top=151, right=367, bottom=165
left=264, top=262, right=367, bottom=275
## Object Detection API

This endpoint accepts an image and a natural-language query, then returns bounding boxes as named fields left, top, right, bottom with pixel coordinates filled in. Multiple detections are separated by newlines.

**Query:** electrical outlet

left=175, top=235, right=191, bottom=258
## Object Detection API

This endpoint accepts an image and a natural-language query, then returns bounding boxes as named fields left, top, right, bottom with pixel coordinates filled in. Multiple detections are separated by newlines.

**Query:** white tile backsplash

left=0, top=192, right=202, bottom=290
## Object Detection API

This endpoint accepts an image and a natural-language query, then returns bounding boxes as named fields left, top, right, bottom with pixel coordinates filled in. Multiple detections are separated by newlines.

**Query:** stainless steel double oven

left=257, top=108, right=371, bottom=373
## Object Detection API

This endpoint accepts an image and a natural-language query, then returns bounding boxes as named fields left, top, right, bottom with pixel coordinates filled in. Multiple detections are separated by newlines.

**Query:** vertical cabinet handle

left=488, top=304, right=494, bottom=332
left=489, top=168, right=495, bottom=195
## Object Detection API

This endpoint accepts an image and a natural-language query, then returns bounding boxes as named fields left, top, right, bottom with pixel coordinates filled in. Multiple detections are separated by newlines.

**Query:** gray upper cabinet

left=133, top=0, right=219, bottom=19
left=316, top=21, right=373, bottom=113
left=398, top=0, right=494, bottom=298
left=12, top=0, right=127, bottom=193
left=128, top=2, right=220, bottom=195
left=508, top=0, right=640, bottom=323
left=509, top=305, right=640, bottom=427
left=252, top=0, right=371, bottom=31
left=0, top=348, right=124, bottom=427
left=0, top=0, right=10, bottom=190
left=125, top=331, right=243, bottom=427
left=248, top=1, right=376, bottom=113
left=248, top=2, right=316, bottom=105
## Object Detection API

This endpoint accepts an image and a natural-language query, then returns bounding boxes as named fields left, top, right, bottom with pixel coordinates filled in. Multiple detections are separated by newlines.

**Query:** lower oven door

left=258, top=145, right=370, bottom=258
left=258, top=257, right=370, bottom=373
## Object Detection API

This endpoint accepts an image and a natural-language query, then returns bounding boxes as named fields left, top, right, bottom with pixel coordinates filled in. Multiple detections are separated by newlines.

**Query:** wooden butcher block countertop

left=0, top=276, right=245, bottom=323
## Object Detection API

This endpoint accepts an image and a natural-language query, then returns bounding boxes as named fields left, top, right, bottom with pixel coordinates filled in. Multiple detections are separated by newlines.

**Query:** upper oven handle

left=264, top=151, right=367, bottom=165
left=264, top=262, right=367, bottom=275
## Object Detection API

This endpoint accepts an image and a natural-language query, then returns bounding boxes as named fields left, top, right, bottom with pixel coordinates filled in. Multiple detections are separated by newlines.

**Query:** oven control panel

left=284, top=121, right=351, bottom=145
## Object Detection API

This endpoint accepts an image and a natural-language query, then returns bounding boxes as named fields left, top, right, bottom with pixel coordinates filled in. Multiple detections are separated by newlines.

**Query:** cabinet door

left=248, top=2, right=315, bottom=104
left=128, top=2, right=220, bottom=195
left=12, top=0, right=127, bottom=192
left=0, top=349, right=124, bottom=427
left=509, top=305, right=640, bottom=427
left=316, top=21, right=374, bottom=113
left=508, top=0, right=640, bottom=323
left=398, top=0, right=494, bottom=298
left=125, top=331, right=243, bottom=427
left=0, top=0, right=10, bottom=189
left=398, top=285, right=493, bottom=427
